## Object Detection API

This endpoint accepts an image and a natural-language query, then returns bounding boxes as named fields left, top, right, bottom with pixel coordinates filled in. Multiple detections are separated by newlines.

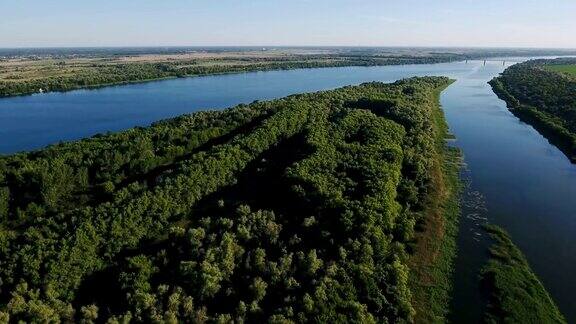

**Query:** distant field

left=546, top=64, right=576, bottom=76
left=3, top=47, right=576, bottom=98
left=0, top=49, right=459, bottom=97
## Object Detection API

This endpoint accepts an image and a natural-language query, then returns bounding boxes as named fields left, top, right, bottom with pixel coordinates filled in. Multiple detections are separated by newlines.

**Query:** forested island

left=0, top=77, right=463, bottom=322
left=490, top=58, right=576, bottom=162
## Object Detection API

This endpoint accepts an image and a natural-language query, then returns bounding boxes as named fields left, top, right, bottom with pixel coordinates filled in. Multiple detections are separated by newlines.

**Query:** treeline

left=489, top=58, right=576, bottom=162
left=0, top=102, right=277, bottom=217
left=0, top=77, right=455, bottom=322
left=0, top=55, right=456, bottom=98
left=481, top=225, right=566, bottom=323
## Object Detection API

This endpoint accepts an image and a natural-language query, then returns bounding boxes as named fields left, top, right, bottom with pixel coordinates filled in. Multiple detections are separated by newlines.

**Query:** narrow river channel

left=1, top=58, right=574, bottom=322
left=441, top=59, right=576, bottom=322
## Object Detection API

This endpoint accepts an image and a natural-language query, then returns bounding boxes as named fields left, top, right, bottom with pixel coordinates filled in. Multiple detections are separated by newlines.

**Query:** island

left=0, top=77, right=461, bottom=322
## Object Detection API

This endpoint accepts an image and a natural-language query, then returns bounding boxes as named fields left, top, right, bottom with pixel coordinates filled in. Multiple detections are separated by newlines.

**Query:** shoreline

left=489, top=77, right=576, bottom=163
left=408, top=82, right=464, bottom=323
left=0, top=58, right=460, bottom=99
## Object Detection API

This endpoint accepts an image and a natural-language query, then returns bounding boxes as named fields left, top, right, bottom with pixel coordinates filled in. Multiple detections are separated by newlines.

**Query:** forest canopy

left=0, top=77, right=456, bottom=322
left=490, top=58, right=576, bottom=161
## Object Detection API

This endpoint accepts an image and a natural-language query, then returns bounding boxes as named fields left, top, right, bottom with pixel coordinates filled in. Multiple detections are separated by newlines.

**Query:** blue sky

left=1, top=0, right=575, bottom=48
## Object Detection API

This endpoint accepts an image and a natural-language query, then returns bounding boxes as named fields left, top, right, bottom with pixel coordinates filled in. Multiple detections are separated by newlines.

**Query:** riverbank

left=489, top=78, right=576, bottom=163
left=4, top=47, right=576, bottom=99
left=481, top=225, right=566, bottom=323
left=489, top=58, right=576, bottom=163
left=0, top=52, right=457, bottom=98
left=408, top=83, right=463, bottom=323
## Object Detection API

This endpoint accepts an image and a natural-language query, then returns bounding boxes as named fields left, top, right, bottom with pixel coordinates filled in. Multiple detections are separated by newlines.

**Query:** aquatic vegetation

left=481, top=225, right=566, bottom=324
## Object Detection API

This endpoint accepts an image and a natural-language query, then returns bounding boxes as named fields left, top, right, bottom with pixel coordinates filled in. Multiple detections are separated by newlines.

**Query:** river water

left=1, top=59, right=575, bottom=322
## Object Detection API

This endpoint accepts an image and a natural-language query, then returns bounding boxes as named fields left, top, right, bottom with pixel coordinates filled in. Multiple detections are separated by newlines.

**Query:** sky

left=1, top=0, right=575, bottom=48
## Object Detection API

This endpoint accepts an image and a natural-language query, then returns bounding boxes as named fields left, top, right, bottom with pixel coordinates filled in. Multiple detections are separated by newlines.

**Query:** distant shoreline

left=0, top=54, right=459, bottom=98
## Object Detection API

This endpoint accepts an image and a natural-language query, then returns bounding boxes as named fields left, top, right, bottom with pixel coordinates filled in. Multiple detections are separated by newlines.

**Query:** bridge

left=465, top=59, right=508, bottom=66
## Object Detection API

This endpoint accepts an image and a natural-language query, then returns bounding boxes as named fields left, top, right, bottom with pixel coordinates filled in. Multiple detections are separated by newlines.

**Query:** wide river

left=1, top=59, right=575, bottom=322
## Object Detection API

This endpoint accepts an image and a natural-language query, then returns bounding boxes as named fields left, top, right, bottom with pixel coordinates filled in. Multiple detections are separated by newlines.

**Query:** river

left=1, top=59, right=575, bottom=322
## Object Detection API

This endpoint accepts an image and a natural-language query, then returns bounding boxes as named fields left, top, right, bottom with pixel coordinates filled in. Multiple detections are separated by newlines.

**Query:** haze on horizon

left=1, top=0, right=575, bottom=49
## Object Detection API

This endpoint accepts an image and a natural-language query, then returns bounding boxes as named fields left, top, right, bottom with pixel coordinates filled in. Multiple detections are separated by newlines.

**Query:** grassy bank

left=481, top=225, right=566, bottom=323
left=408, top=82, right=463, bottom=323
left=546, top=64, right=576, bottom=77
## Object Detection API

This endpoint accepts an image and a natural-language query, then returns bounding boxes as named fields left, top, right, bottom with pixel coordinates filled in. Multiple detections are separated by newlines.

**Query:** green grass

left=545, top=64, right=576, bottom=77
left=408, top=81, right=464, bottom=323
left=481, top=225, right=566, bottom=324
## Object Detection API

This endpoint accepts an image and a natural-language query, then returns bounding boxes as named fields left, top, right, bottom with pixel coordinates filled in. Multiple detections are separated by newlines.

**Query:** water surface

left=1, top=59, right=575, bottom=322
left=0, top=63, right=468, bottom=153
